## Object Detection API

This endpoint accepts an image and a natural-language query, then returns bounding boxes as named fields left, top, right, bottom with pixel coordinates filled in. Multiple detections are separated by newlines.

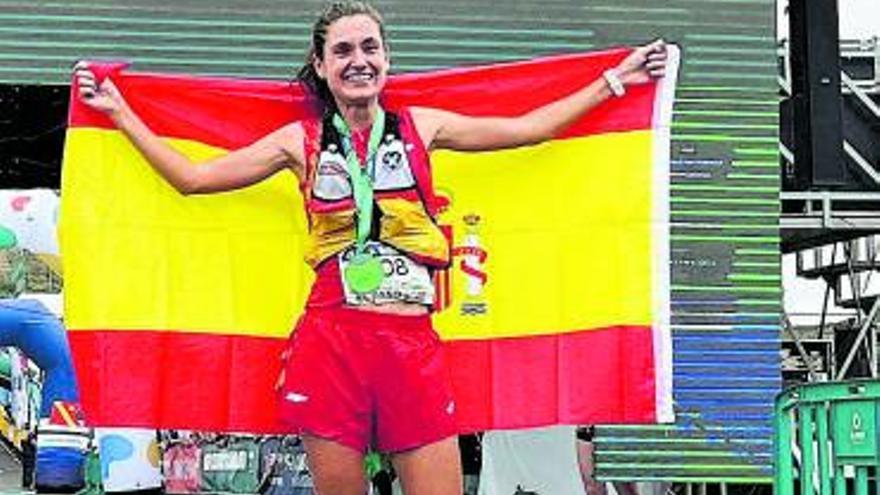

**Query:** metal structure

left=780, top=0, right=880, bottom=382
left=780, top=33, right=880, bottom=243
left=791, top=236, right=880, bottom=381
left=779, top=3, right=880, bottom=492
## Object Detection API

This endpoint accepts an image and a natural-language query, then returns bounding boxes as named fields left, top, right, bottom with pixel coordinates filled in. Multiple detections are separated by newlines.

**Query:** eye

left=362, top=40, right=380, bottom=54
left=332, top=43, right=353, bottom=57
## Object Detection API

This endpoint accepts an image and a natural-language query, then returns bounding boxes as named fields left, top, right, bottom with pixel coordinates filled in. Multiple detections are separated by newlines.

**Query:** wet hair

left=297, top=1, right=387, bottom=115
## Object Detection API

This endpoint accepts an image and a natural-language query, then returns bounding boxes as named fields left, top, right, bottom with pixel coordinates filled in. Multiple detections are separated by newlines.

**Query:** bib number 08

left=382, top=257, right=410, bottom=277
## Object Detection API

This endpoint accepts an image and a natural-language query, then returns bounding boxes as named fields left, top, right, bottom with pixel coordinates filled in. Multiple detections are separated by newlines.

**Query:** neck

left=337, top=99, right=380, bottom=132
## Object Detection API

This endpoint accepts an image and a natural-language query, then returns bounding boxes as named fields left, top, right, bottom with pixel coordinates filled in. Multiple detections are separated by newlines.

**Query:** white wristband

left=603, top=69, right=626, bottom=97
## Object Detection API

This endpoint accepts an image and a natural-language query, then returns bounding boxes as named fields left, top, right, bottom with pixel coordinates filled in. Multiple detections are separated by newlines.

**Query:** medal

left=343, top=253, right=385, bottom=294
left=334, top=109, right=387, bottom=294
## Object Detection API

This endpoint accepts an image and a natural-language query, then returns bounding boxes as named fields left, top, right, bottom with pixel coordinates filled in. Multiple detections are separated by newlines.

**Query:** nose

left=351, top=48, right=368, bottom=67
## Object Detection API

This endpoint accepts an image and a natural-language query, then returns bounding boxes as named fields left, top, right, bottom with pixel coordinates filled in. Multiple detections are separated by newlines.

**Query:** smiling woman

left=71, top=1, right=667, bottom=494
left=297, top=2, right=390, bottom=120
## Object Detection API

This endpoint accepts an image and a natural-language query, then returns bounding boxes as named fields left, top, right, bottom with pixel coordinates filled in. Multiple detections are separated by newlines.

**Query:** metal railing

left=775, top=380, right=880, bottom=495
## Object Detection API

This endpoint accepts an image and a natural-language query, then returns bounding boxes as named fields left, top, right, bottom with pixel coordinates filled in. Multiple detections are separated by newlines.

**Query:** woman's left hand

left=614, top=39, right=668, bottom=86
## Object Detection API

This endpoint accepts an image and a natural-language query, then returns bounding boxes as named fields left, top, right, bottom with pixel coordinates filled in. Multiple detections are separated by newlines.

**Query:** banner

left=61, top=46, right=678, bottom=432
left=95, top=427, right=162, bottom=492
left=0, top=189, right=61, bottom=274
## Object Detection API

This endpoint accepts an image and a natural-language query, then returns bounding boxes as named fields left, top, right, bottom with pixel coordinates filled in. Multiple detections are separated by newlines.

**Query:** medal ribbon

left=333, top=108, right=386, bottom=254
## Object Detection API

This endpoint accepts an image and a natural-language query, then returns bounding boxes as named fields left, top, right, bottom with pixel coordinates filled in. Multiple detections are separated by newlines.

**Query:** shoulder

left=406, top=106, right=451, bottom=151
left=258, top=121, right=306, bottom=158
left=408, top=106, right=447, bottom=125
left=408, top=106, right=462, bottom=134
left=271, top=121, right=307, bottom=142
left=257, top=121, right=309, bottom=179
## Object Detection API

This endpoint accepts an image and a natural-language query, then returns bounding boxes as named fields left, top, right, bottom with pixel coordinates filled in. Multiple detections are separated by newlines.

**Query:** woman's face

left=315, top=14, right=389, bottom=108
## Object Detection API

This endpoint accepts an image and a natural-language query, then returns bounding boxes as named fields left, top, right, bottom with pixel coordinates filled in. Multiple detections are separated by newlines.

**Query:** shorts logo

left=446, top=401, right=456, bottom=415
left=285, top=392, right=310, bottom=404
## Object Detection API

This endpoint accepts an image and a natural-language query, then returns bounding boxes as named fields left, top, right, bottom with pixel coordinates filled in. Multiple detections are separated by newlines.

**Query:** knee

left=310, top=468, right=367, bottom=495
left=303, top=437, right=367, bottom=495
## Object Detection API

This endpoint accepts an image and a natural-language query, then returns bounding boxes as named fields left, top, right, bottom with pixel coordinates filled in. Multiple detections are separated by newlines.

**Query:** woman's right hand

left=73, top=61, right=127, bottom=116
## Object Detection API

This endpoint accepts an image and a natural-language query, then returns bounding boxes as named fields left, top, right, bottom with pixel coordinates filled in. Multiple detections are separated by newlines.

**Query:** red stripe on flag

left=69, top=330, right=288, bottom=433
left=68, top=49, right=656, bottom=150
left=70, top=325, right=655, bottom=432
left=447, top=325, right=657, bottom=431
left=385, top=49, right=656, bottom=140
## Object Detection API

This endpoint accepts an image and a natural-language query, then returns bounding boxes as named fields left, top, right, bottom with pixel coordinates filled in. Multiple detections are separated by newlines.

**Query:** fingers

left=72, top=61, right=114, bottom=100
left=646, top=53, right=666, bottom=71
left=648, top=38, right=666, bottom=52
left=643, top=39, right=668, bottom=78
left=616, top=39, right=670, bottom=84
left=75, top=69, right=98, bottom=99
left=646, top=64, right=666, bottom=78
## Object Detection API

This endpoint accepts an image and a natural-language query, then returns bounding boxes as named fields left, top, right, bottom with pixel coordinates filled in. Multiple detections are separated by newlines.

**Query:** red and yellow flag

left=61, top=47, right=677, bottom=432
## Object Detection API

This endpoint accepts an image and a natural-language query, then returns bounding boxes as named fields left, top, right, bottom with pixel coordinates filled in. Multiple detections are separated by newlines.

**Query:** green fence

left=775, top=380, right=880, bottom=495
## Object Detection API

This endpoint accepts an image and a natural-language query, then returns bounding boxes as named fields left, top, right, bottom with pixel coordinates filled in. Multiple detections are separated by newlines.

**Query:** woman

left=74, top=2, right=667, bottom=494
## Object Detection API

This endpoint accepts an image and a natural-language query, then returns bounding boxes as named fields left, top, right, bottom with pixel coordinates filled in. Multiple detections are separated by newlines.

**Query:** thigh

left=302, top=435, right=367, bottom=495
left=279, top=311, right=372, bottom=452
left=391, top=435, right=462, bottom=495
left=577, top=439, right=607, bottom=495
left=374, top=320, right=457, bottom=452
left=612, top=482, right=640, bottom=495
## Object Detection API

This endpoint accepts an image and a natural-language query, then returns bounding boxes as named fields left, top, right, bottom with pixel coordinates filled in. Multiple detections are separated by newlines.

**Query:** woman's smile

left=317, top=14, right=390, bottom=106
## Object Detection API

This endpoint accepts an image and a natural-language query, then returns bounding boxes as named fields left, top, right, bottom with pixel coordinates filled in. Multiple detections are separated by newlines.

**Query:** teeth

left=345, top=73, right=373, bottom=82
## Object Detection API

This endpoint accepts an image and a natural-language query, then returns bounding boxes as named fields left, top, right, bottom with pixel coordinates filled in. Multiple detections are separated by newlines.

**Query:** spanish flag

left=61, top=46, right=678, bottom=433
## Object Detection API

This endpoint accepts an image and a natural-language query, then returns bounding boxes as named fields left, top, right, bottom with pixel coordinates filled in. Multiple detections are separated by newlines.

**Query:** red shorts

left=277, top=307, right=457, bottom=453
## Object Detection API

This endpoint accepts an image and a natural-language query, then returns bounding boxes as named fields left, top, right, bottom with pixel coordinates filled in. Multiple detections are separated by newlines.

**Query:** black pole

left=788, top=0, right=847, bottom=188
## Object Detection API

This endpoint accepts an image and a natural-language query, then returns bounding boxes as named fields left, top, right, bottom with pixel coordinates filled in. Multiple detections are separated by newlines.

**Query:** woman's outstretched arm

left=412, top=40, right=668, bottom=153
left=74, top=62, right=305, bottom=195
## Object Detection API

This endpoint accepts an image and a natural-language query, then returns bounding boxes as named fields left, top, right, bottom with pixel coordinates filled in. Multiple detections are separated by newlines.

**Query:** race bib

left=339, top=242, right=435, bottom=306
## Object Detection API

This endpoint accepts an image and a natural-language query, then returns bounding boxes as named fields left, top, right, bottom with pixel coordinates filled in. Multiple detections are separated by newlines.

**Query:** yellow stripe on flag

left=62, top=128, right=312, bottom=337
left=62, top=127, right=654, bottom=341
left=432, top=130, right=654, bottom=340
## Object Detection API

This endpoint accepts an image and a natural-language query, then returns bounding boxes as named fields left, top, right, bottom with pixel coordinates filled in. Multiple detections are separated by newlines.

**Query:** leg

left=577, top=439, right=608, bottom=495
left=391, top=435, right=462, bottom=495
left=303, top=435, right=367, bottom=495
left=612, top=482, right=640, bottom=495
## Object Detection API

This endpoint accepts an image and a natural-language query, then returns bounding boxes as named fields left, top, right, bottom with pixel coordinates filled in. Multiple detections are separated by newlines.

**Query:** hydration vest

left=301, top=109, right=450, bottom=269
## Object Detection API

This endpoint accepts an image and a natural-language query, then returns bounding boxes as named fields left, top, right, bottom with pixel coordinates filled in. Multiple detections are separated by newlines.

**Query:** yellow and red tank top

left=301, top=108, right=450, bottom=307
